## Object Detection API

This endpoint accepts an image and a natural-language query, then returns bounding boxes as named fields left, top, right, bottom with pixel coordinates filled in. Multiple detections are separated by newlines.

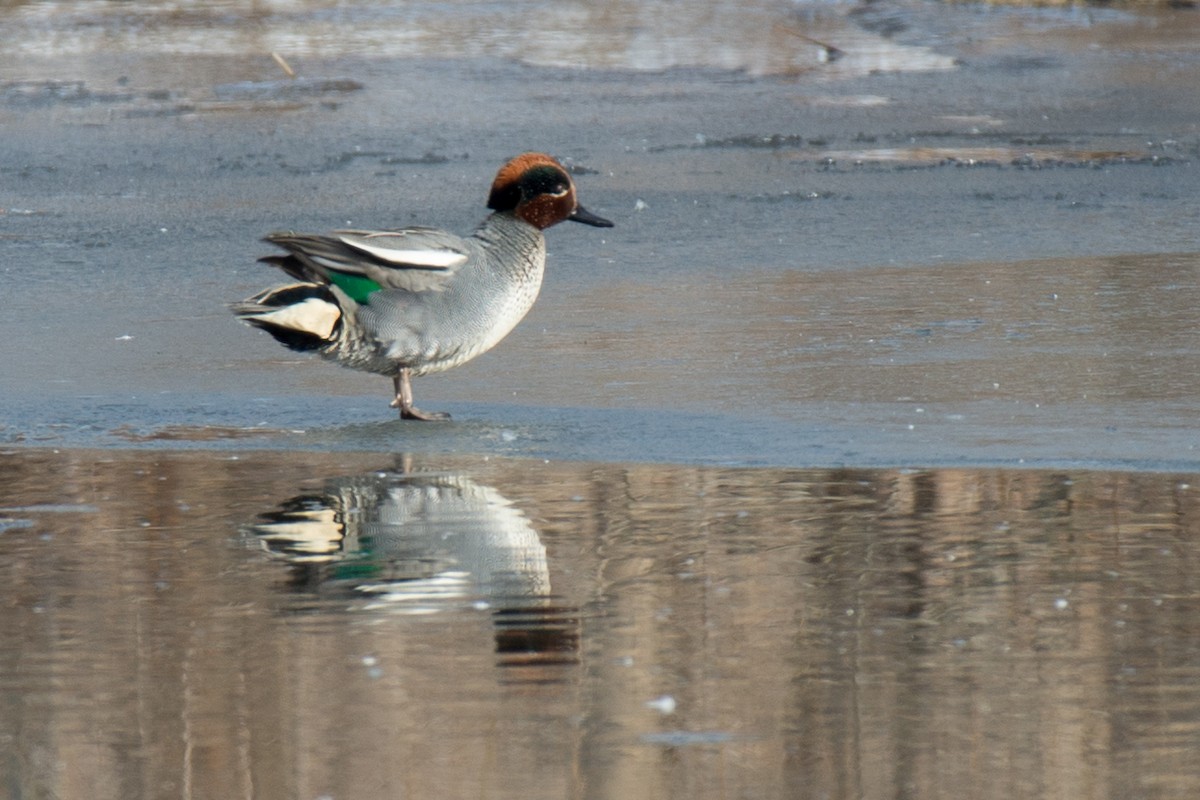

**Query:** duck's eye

left=518, top=165, right=572, bottom=201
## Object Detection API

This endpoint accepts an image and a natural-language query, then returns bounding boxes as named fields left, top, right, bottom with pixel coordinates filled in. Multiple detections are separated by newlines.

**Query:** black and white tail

left=232, top=282, right=342, bottom=352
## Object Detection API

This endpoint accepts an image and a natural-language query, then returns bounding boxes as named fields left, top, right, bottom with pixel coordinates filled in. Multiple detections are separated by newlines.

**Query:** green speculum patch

left=329, top=272, right=382, bottom=304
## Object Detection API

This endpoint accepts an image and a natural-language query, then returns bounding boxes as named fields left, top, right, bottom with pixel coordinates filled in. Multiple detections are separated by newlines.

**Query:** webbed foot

left=391, top=369, right=451, bottom=421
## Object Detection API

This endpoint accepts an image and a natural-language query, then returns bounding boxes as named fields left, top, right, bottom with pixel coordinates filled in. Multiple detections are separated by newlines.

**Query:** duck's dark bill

left=569, top=205, right=614, bottom=227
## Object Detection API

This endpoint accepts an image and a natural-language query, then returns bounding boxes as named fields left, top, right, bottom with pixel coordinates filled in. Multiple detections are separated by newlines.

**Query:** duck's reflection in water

left=247, top=459, right=579, bottom=673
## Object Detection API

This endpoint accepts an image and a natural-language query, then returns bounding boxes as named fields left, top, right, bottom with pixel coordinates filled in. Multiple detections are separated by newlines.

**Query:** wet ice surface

left=2, top=1, right=1200, bottom=797
left=1, top=0, right=1199, bottom=468
left=5, top=251, right=1199, bottom=469
left=3, top=448, right=1200, bottom=799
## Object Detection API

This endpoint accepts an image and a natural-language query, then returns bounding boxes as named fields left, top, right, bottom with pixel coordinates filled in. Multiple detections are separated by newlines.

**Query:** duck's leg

left=390, top=368, right=451, bottom=421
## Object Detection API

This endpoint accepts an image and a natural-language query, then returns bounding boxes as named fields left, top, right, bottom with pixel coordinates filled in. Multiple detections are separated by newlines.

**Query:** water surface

left=2, top=449, right=1199, bottom=799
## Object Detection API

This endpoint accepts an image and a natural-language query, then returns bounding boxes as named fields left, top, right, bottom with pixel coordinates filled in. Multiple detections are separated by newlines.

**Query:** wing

left=260, top=227, right=472, bottom=301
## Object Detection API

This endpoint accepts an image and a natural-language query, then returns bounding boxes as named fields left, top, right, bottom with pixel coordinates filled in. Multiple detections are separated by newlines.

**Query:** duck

left=232, top=152, right=612, bottom=420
